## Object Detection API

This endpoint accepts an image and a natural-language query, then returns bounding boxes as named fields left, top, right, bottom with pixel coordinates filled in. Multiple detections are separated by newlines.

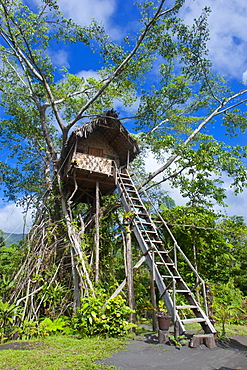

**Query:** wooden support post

left=174, top=320, right=180, bottom=341
left=124, top=219, right=136, bottom=332
left=150, top=250, right=158, bottom=332
left=95, top=179, right=100, bottom=284
left=158, top=330, right=169, bottom=344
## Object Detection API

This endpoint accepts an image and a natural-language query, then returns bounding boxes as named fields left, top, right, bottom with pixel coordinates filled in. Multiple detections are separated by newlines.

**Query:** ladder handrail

left=129, top=167, right=209, bottom=316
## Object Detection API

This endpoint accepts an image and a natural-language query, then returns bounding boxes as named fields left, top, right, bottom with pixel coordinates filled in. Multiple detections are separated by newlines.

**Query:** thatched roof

left=66, top=110, right=140, bottom=166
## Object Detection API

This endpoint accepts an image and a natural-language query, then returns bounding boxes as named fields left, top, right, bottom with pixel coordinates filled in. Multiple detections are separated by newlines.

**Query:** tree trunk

left=70, top=246, right=80, bottom=313
left=58, top=177, right=94, bottom=295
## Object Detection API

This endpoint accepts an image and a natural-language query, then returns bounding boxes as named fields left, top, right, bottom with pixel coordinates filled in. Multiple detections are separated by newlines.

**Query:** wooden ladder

left=116, top=167, right=216, bottom=335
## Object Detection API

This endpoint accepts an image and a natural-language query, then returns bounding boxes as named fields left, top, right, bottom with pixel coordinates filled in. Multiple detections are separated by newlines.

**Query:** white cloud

left=0, top=203, right=33, bottom=234
left=179, top=0, right=247, bottom=80
left=49, top=49, right=70, bottom=68
left=27, top=0, right=121, bottom=38
left=56, top=0, right=120, bottom=37
left=77, top=69, right=99, bottom=80
left=57, top=0, right=115, bottom=25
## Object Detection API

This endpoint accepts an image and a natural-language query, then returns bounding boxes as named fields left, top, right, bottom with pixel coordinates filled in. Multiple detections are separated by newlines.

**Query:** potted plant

left=155, top=302, right=171, bottom=331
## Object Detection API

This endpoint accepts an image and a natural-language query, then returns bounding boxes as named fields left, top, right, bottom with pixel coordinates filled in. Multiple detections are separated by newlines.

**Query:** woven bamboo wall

left=73, top=153, right=114, bottom=175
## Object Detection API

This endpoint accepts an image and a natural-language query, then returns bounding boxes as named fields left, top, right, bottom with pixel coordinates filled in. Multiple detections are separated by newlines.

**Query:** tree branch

left=67, top=0, right=177, bottom=130
left=139, top=109, right=219, bottom=189
left=144, top=161, right=195, bottom=191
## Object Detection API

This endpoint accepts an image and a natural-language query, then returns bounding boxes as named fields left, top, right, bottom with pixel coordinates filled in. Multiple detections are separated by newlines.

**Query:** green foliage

left=0, top=242, right=23, bottom=278
left=159, top=206, right=247, bottom=286
left=37, top=281, right=70, bottom=317
left=93, top=194, right=125, bottom=285
left=0, top=230, right=4, bottom=247
left=169, top=333, right=188, bottom=347
left=0, top=300, right=23, bottom=342
left=211, top=281, right=246, bottom=338
left=16, top=319, right=39, bottom=340
left=73, top=290, right=136, bottom=337
left=0, top=274, right=16, bottom=301
left=38, top=317, right=69, bottom=338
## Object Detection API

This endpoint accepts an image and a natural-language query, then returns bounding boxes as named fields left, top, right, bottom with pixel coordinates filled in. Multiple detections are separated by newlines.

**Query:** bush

left=73, top=289, right=136, bottom=337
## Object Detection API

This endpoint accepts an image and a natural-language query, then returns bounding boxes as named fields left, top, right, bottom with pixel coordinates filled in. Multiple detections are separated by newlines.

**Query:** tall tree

left=0, top=0, right=190, bottom=316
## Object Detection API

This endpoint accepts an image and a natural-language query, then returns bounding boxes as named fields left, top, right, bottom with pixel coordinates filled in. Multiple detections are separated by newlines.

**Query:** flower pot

left=156, top=312, right=171, bottom=330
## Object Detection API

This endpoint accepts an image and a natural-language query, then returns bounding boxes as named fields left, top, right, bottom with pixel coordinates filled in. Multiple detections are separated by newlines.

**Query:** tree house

left=62, top=110, right=216, bottom=338
left=62, top=110, right=140, bottom=203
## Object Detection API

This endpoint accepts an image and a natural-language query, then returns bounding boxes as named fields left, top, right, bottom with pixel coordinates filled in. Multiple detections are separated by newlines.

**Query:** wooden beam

left=95, top=179, right=100, bottom=284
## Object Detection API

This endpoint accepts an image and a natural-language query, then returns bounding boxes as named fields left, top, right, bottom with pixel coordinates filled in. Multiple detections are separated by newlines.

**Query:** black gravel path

left=99, top=332, right=247, bottom=370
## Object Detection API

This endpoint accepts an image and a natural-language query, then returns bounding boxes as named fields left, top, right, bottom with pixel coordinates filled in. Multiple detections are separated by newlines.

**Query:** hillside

left=3, top=233, right=25, bottom=246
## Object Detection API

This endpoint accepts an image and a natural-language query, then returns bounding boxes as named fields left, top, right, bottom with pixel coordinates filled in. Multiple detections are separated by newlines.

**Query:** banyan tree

left=10, top=110, right=140, bottom=319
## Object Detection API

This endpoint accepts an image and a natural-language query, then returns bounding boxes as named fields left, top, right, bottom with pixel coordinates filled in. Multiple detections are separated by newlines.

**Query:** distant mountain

left=3, top=233, right=26, bottom=246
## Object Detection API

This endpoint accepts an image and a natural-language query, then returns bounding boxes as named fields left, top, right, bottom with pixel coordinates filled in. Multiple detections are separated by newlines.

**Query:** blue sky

left=1, top=0, right=247, bottom=233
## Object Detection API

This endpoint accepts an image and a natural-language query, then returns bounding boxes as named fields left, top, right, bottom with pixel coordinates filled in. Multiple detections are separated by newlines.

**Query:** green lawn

left=0, top=335, right=126, bottom=370
left=184, top=322, right=247, bottom=336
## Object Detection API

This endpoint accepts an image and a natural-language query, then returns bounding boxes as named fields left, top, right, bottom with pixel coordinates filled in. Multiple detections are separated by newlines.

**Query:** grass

left=0, top=335, right=127, bottom=370
left=184, top=322, right=247, bottom=336
left=216, top=323, right=247, bottom=336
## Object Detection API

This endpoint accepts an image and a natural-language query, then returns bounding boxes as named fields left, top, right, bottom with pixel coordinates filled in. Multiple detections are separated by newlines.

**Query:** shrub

left=73, top=289, right=136, bottom=337
left=0, top=300, right=23, bottom=342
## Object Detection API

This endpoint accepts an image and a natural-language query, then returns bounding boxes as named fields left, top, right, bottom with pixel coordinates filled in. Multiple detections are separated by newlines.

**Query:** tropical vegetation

left=0, top=0, right=246, bottom=345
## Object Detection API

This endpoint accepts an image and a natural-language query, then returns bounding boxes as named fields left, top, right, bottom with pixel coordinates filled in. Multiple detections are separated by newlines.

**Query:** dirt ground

left=0, top=341, right=44, bottom=351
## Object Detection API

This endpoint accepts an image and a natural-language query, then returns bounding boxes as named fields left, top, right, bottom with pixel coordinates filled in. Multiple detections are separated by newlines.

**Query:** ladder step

left=119, top=177, right=132, bottom=182
left=144, top=240, right=162, bottom=244
left=136, top=221, right=153, bottom=226
left=119, top=173, right=130, bottom=178
left=120, top=179, right=132, bottom=184
left=162, top=275, right=181, bottom=279
left=182, top=318, right=206, bottom=324
left=137, top=212, right=149, bottom=217
left=176, top=305, right=198, bottom=310
left=169, top=289, right=190, bottom=293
